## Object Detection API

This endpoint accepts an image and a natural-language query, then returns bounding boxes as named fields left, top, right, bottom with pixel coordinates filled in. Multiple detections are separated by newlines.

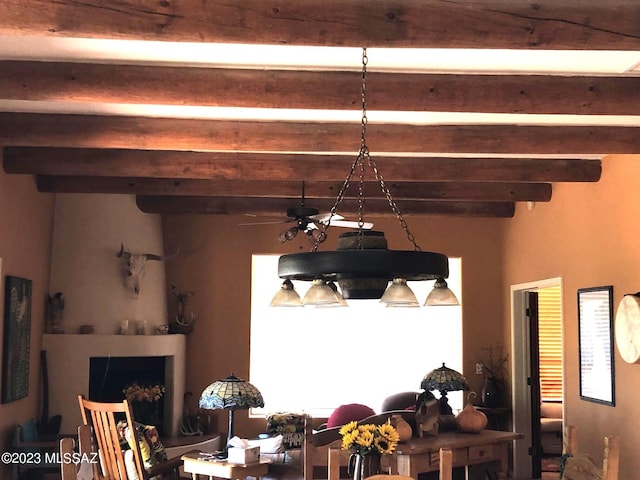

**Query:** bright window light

left=249, top=255, right=462, bottom=418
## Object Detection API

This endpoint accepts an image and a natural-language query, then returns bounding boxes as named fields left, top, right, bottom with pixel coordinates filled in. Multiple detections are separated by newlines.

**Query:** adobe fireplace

left=89, top=355, right=167, bottom=434
left=42, top=333, right=186, bottom=436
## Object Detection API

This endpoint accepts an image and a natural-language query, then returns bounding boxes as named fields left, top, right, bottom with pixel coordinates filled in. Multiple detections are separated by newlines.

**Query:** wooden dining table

left=392, top=429, right=523, bottom=479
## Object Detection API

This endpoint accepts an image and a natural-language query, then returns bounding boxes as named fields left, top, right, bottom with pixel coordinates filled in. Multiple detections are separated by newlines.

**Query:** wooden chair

left=59, top=435, right=77, bottom=480
left=303, top=416, right=347, bottom=480
left=78, top=395, right=183, bottom=479
left=60, top=425, right=95, bottom=480
left=328, top=447, right=452, bottom=480
left=561, top=425, right=620, bottom=480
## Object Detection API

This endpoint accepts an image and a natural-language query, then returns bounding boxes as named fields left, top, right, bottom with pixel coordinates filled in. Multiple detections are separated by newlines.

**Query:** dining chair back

left=59, top=425, right=95, bottom=480
left=562, top=425, right=620, bottom=480
left=77, top=394, right=182, bottom=480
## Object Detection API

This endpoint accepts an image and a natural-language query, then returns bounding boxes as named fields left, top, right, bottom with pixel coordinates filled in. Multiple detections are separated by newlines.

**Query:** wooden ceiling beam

left=35, top=176, right=552, bottom=202
left=4, top=61, right=640, bottom=115
left=5, top=148, right=601, bottom=183
left=1, top=1, right=639, bottom=49
left=0, top=114, right=635, bottom=155
left=135, top=195, right=515, bottom=218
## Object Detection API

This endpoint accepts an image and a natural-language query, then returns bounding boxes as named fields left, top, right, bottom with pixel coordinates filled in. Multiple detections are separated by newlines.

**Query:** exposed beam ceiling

left=3, top=61, right=640, bottom=115
left=2, top=1, right=640, bottom=49
left=4, top=149, right=601, bottom=183
left=2, top=1, right=640, bottom=218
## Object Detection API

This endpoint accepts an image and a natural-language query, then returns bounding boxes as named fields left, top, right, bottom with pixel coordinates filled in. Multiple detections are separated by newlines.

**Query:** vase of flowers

left=339, top=421, right=399, bottom=480
left=122, top=383, right=165, bottom=428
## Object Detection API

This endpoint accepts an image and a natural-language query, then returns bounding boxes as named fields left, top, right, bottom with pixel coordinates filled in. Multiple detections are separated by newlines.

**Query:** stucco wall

left=49, top=194, right=169, bottom=334
left=503, top=154, right=640, bottom=478
left=0, top=165, right=54, bottom=477
left=162, top=213, right=506, bottom=438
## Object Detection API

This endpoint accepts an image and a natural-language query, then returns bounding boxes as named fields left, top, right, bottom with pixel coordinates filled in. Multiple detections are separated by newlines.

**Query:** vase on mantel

left=348, top=452, right=381, bottom=480
left=481, top=376, right=503, bottom=408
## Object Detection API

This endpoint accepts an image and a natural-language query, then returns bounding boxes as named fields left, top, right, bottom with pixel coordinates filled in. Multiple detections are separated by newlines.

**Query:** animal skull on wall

left=117, top=243, right=178, bottom=298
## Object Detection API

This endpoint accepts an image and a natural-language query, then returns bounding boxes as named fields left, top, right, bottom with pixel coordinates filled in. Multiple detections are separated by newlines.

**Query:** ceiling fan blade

left=327, top=220, right=374, bottom=229
left=309, top=212, right=344, bottom=223
left=239, top=219, right=292, bottom=226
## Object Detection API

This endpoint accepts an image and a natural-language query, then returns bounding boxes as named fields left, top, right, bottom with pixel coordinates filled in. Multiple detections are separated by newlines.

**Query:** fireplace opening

left=89, top=356, right=166, bottom=434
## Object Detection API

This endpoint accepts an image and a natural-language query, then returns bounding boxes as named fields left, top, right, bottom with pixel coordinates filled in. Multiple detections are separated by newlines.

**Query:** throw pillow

left=327, top=403, right=375, bottom=428
left=266, top=412, right=306, bottom=449
left=117, top=420, right=167, bottom=470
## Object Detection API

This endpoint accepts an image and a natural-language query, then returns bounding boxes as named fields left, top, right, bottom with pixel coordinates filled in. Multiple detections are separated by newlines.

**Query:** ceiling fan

left=241, top=182, right=373, bottom=244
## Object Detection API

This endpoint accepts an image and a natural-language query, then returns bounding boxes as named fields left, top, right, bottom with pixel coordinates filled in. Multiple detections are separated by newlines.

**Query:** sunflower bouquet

left=339, top=421, right=400, bottom=456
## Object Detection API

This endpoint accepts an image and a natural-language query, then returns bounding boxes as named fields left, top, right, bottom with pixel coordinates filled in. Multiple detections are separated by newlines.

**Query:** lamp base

left=438, top=394, right=454, bottom=415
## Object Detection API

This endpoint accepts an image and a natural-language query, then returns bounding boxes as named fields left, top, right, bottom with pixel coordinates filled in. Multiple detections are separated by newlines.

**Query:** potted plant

left=479, top=342, right=509, bottom=407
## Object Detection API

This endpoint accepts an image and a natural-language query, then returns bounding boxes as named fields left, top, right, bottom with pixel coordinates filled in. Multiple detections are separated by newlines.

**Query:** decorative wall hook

left=170, top=285, right=198, bottom=333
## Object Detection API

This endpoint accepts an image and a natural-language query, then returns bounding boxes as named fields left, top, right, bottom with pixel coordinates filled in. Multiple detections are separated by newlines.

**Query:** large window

left=250, top=255, right=462, bottom=417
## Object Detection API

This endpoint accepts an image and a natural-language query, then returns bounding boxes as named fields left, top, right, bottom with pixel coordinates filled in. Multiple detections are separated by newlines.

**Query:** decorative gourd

left=390, top=414, right=413, bottom=442
left=455, top=392, right=487, bottom=433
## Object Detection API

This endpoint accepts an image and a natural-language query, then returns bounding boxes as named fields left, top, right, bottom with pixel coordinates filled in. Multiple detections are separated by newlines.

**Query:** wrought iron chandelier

left=272, top=48, right=456, bottom=307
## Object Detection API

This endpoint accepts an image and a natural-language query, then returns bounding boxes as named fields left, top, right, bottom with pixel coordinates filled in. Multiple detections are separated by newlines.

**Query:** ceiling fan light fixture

left=270, top=279, right=303, bottom=307
left=278, top=226, right=298, bottom=243
left=274, top=48, right=451, bottom=307
left=424, top=277, right=460, bottom=306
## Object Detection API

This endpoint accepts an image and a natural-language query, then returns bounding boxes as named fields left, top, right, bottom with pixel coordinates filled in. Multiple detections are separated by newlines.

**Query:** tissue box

left=227, top=446, right=260, bottom=464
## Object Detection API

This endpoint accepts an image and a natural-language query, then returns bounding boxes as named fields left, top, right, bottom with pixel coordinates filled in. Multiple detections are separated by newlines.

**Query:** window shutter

left=538, top=286, right=563, bottom=401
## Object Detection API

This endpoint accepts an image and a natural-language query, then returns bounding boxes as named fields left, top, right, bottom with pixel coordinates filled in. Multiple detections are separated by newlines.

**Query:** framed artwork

left=578, top=285, right=615, bottom=406
left=2, top=276, right=32, bottom=403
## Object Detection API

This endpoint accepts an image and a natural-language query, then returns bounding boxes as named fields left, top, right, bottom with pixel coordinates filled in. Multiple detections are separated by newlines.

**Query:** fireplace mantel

left=42, top=333, right=186, bottom=436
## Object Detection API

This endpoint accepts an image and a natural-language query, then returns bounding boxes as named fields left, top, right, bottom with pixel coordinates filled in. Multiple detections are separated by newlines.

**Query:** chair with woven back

left=78, top=394, right=183, bottom=479
left=561, top=425, right=620, bottom=480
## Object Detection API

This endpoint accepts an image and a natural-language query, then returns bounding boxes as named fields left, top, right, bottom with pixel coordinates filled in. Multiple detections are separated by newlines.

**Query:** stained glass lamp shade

left=199, top=374, right=264, bottom=452
left=420, top=363, right=469, bottom=415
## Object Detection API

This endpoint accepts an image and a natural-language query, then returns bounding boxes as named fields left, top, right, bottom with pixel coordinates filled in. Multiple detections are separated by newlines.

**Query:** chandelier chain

left=311, top=148, right=360, bottom=252
left=368, top=154, right=421, bottom=251
left=360, top=48, right=368, bottom=149
left=359, top=48, right=420, bottom=252
left=311, top=46, right=421, bottom=252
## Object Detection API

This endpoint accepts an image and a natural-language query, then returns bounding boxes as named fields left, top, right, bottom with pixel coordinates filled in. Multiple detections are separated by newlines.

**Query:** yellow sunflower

left=355, top=429, right=374, bottom=448
left=339, top=421, right=400, bottom=456
left=339, top=421, right=358, bottom=437
left=374, top=424, right=400, bottom=454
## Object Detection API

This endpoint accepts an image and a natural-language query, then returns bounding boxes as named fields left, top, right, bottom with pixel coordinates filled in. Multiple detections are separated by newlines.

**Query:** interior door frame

left=510, top=277, right=563, bottom=479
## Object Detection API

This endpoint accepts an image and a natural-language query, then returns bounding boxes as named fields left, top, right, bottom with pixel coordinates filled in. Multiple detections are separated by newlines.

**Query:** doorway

left=511, top=278, right=564, bottom=479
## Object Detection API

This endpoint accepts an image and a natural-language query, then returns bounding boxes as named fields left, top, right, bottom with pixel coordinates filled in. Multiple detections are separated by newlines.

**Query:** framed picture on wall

left=578, top=285, right=615, bottom=406
left=1, top=275, right=32, bottom=403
